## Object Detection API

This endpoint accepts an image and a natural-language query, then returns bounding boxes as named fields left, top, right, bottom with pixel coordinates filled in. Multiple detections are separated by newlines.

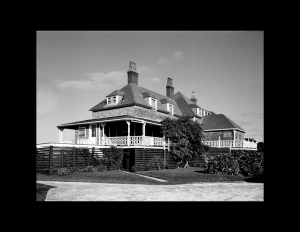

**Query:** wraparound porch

left=57, top=116, right=168, bottom=148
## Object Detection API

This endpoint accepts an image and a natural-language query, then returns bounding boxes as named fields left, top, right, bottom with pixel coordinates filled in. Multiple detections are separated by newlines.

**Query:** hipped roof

left=89, top=83, right=182, bottom=116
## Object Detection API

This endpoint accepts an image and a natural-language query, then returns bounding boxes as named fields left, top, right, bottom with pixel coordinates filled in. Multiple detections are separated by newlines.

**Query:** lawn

left=36, top=167, right=262, bottom=201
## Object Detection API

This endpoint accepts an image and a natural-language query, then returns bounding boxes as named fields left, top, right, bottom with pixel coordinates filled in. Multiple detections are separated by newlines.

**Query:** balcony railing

left=203, top=139, right=257, bottom=150
left=76, top=136, right=167, bottom=147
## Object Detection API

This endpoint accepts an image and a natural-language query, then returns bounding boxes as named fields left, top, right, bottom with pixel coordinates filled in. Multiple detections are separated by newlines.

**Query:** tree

left=161, top=116, right=207, bottom=168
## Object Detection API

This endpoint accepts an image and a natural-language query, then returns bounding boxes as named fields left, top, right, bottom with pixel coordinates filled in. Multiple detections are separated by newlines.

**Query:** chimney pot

left=166, top=77, right=174, bottom=99
left=127, top=61, right=138, bottom=85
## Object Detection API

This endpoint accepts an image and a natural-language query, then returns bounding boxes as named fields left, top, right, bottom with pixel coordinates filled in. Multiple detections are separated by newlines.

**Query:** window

left=197, top=108, right=202, bottom=116
left=107, top=95, right=119, bottom=105
left=92, top=125, right=96, bottom=137
left=168, top=103, right=174, bottom=115
left=78, top=127, right=86, bottom=137
left=223, top=132, right=232, bottom=138
left=150, top=97, right=157, bottom=110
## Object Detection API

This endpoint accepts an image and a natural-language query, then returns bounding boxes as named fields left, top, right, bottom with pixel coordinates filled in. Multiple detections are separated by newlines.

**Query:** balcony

left=203, top=139, right=257, bottom=150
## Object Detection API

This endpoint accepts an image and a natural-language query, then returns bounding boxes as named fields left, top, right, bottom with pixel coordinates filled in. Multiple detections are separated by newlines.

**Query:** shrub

left=95, top=164, right=107, bottom=172
left=204, top=150, right=264, bottom=177
left=130, top=165, right=136, bottom=172
left=101, top=146, right=124, bottom=171
left=57, top=167, right=70, bottom=175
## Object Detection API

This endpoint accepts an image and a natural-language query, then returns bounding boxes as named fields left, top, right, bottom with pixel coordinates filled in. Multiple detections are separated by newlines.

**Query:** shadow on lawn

left=244, top=173, right=264, bottom=183
left=36, top=183, right=56, bottom=201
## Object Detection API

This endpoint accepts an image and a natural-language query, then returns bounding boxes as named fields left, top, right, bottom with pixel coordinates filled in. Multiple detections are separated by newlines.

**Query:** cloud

left=158, top=57, right=172, bottom=65
left=138, top=66, right=152, bottom=73
left=37, top=86, right=59, bottom=115
left=158, top=51, right=185, bottom=65
left=56, top=71, right=127, bottom=93
left=150, top=77, right=161, bottom=83
left=173, top=51, right=184, bottom=60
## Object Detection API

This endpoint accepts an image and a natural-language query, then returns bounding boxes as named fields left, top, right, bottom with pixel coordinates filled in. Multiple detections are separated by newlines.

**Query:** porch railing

left=62, top=140, right=73, bottom=144
left=77, top=138, right=95, bottom=145
left=76, top=136, right=167, bottom=147
left=203, top=139, right=257, bottom=150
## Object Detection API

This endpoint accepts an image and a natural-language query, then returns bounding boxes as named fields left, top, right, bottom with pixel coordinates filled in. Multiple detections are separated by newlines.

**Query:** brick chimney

left=127, top=61, right=139, bottom=85
left=190, top=91, right=197, bottom=104
left=166, top=77, right=174, bottom=99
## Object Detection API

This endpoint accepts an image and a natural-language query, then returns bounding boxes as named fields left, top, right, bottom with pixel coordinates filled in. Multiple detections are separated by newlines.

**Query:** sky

left=37, top=31, right=264, bottom=143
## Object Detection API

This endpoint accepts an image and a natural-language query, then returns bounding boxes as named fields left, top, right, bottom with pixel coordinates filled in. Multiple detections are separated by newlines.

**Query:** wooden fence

left=134, top=148, right=206, bottom=171
left=36, top=146, right=104, bottom=174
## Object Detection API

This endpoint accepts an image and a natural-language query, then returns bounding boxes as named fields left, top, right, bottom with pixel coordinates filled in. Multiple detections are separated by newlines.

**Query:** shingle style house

left=54, top=61, right=257, bottom=152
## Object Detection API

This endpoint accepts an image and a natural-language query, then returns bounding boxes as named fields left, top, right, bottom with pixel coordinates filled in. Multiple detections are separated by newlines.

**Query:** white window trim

left=148, top=97, right=157, bottom=110
left=107, top=95, right=120, bottom=105
left=167, top=103, right=174, bottom=115
left=78, top=126, right=86, bottom=138
left=197, top=108, right=202, bottom=116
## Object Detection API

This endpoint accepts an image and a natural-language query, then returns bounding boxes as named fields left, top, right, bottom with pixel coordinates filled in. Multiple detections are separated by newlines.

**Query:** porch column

left=100, top=123, right=106, bottom=145
left=233, top=130, right=236, bottom=147
left=59, top=128, right=64, bottom=143
left=126, top=121, right=131, bottom=146
left=142, top=122, right=146, bottom=146
left=218, top=136, right=220, bottom=148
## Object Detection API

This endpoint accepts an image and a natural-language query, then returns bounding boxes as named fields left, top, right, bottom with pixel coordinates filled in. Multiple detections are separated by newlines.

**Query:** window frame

left=107, top=95, right=119, bottom=105
left=167, top=103, right=174, bottom=115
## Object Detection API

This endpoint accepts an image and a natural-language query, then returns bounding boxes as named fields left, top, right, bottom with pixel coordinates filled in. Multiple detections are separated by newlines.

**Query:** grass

left=36, top=167, right=262, bottom=201
left=136, top=167, right=246, bottom=184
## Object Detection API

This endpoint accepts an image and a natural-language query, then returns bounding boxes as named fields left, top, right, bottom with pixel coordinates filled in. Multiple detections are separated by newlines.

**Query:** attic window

left=196, top=108, right=202, bottom=116
left=150, top=98, right=157, bottom=110
left=167, top=103, right=174, bottom=115
left=107, top=95, right=120, bottom=105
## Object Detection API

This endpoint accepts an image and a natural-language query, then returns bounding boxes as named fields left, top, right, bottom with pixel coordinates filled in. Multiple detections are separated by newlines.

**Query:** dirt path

left=37, top=181, right=264, bottom=201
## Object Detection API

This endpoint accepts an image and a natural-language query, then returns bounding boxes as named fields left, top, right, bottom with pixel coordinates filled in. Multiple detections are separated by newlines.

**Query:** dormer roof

left=106, top=90, right=124, bottom=97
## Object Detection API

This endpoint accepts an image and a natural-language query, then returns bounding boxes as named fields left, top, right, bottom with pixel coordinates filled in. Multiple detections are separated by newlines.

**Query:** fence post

left=73, top=147, right=76, bottom=167
left=49, top=145, right=53, bottom=174
left=61, top=147, right=63, bottom=168
left=86, top=148, right=89, bottom=166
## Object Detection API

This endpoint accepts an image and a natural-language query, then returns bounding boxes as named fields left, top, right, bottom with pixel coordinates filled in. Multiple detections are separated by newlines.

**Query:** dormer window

left=142, top=92, right=158, bottom=110
left=106, top=90, right=124, bottom=106
left=107, top=95, right=122, bottom=105
left=150, top=97, right=157, bottom=110
left=167, top=103, right=174, bottom=115
left=196, top=108, right=202, bottom=116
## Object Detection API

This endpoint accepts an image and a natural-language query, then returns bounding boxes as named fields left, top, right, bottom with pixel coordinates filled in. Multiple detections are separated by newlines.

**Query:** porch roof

left=57, top=115, right=163, bottom=129
left=201, top=114, right=246, bottom=132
